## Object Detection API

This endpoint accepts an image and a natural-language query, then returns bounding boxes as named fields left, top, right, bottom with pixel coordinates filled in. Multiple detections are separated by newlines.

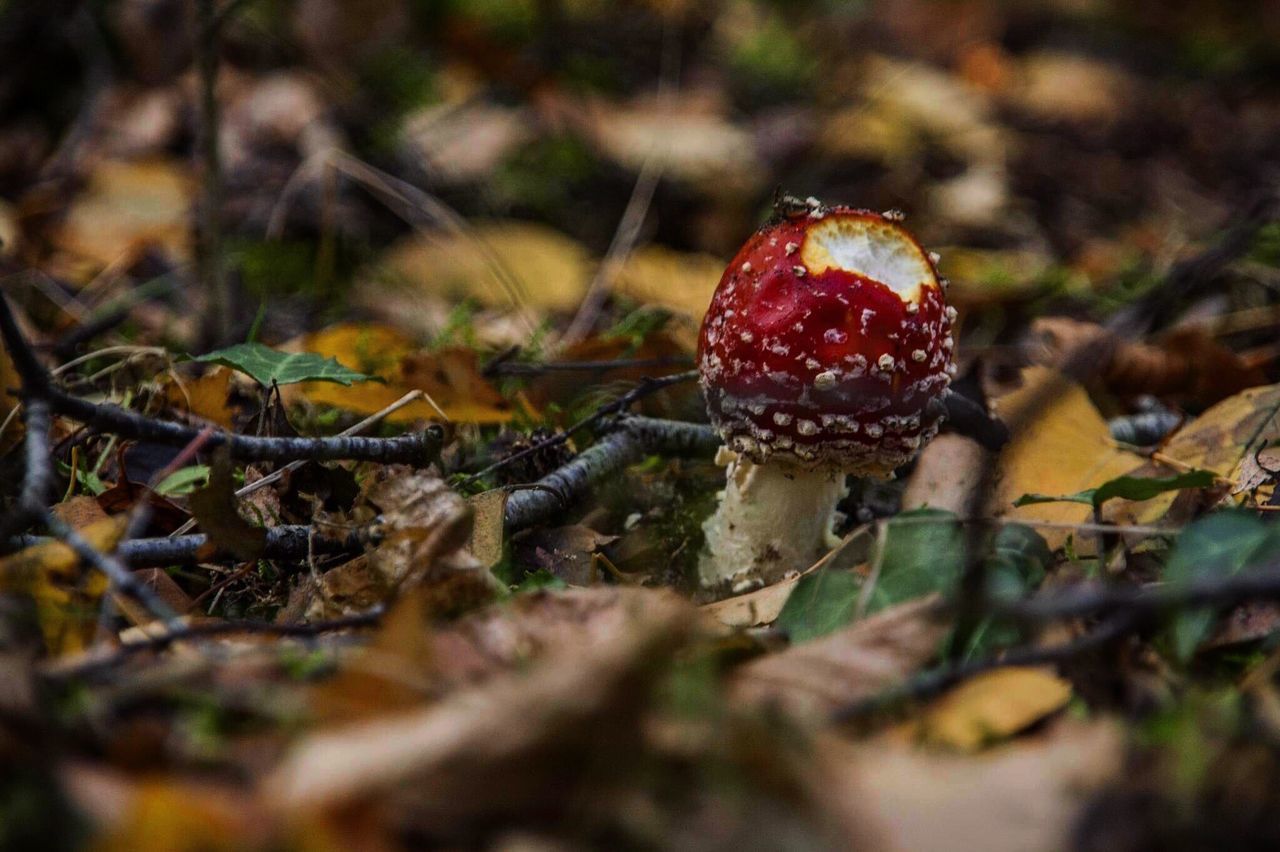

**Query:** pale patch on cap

left=799, top=215, right=936, bottom=304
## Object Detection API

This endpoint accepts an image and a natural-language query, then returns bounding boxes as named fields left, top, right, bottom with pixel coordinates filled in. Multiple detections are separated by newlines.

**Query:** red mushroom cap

left=697, top=203, right=955, bottom=476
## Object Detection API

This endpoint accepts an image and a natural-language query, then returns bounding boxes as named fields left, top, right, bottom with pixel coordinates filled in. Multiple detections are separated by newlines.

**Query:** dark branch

left=42, top=605, right=385, bottom=681
left=503, top=415, right=718, bottom=531
left=465, top=369, right=698, bottom=484
left=12, top=524, right=368, bottom=566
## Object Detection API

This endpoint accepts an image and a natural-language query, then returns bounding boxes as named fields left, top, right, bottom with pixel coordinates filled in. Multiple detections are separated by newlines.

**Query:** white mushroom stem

left=699, top=447, right=847, bottom=593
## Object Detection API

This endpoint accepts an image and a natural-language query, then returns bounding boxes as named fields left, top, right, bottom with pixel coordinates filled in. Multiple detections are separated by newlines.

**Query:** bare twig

left=0, top=292, right=442, bottom=465
left=42, top=605, right=385, bottom=681
left=503, top=415, right=718, bottom=531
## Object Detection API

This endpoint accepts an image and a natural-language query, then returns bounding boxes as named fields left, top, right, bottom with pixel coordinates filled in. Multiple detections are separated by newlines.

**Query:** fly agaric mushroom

left=697, top=197, right=955, bottom=592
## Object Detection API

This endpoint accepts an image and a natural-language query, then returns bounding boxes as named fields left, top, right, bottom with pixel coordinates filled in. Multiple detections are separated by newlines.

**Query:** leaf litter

left=3, top=1, right=1280, bottom=849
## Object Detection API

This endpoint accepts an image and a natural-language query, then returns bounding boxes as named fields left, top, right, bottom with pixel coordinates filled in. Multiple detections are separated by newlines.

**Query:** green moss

left=492, top=134, right=601, bottom=215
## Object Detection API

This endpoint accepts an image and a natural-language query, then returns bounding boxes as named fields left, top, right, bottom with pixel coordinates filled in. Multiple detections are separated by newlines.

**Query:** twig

left=15, top=524, right=367, bottom=567
left=0, top=292, right=442, bottom=465
left=42, top=605, right=385, bottom=681
left=503, top=415, right=718, bottom=531
left=464, top=369, right=698, bottom=484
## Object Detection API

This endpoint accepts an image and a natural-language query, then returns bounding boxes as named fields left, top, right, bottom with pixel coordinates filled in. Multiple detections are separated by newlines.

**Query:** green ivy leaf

left=777, top=509, right=963, bottom=643
left=775, top=568, right=861, bottom=644
left=1014, top=470, right=1216, bottom=510
left=196, top=342, right=373, bottom=387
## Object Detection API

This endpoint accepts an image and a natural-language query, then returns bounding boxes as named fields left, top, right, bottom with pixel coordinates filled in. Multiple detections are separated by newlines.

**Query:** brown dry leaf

left=0, top=516, right=126, bottom=655
left=1030, top=317, right=1265, bottom=406
left=988, top=367, right=1144, bottom=549
left=283, top=323, right=514, bottom=424
left=729, top=596, right=947, bottom=722
left=511, top=525, right=619, bottom=586
left=376, top=221, right=592, bottom=313
left=314, top=586, right=685, bottom=723
left=308, top=466, right=499, bottom=620
left=267, top=588, right=694, bottom=823
left=826, top=720, right=1123, bottom=852
left=896, top=667, right=1073, bottom=752
left=51, top=158, right=193, bottom=278
left=51, top=494, right=110, bottom=528
left=162, top=366, right=237, bottom=429
left=1005, top=51, right=1135, bottom=125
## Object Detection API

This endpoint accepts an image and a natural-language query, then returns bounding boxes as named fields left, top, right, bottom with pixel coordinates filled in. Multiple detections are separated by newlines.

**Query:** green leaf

left=1014, top=470, right=1216, bottom=510
left=861, top=508, right=964, bottom=617
left=777, top=509, right=963, bottom=643
left=196, top=342, right=373, bottom=387
left=775, top=568, right=861, bottom=643
left=1165, top=511, right=1280, bottom=660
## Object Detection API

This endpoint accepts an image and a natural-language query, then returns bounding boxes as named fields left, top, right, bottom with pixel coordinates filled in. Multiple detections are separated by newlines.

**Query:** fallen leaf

left=511, top=525, right=618, bottom=586
left=990, top=367, right=1145, bottom=549
left=269, top=588, right=694, bottom=822
left=51, top=158, right=193, bottom=277
left=377, top=221, right=592, bottom=313
left=614, top=245, right=726, bottom=324
left=398, top=101, right=535, bottom=185
left=283, top=323, right=515, bottom=423
left=308, top=466, right=499, bottom=620
left=0, top=516, right=126, bottom=655
left=584, top=93, right=763, bottom=193
left=730, top=596, right=947, bottom=722
left=162, top=366, right=237, bottom=429
left=1108, top=383, right=1280, bottom=525
left=899, top=667, right=1074, bottom=752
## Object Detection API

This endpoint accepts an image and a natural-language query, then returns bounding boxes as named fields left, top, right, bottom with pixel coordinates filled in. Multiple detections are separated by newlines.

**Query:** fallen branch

left=42, top=605, right=385, bottom=681
left=503, top=415, right=719, bottom=532
left=13, top=524, right=367, bottom=566
left=465, top=369, right=699, bottom=484
left=0, top=292, right=442, bottom=465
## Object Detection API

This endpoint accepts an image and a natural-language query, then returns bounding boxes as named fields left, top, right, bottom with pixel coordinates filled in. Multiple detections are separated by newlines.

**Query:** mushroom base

left=698, top=449, right=847, bottom=595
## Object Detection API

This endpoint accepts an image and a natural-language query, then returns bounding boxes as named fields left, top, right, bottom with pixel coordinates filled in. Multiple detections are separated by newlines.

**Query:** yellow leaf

left=614, top=245, right=724, bottom=321
left=162, top=366, right=237, bottom=429
left=909, top=666, right=1073, bottom=751
left=990, top=367, right=1144, bottom=549
left=52, top=158, right=193, bottom=277
left=0, top=516, right=126, bottom=655
left=283, top=323, right=515, bottom=423
left=377, top=221, right=592, bottom=313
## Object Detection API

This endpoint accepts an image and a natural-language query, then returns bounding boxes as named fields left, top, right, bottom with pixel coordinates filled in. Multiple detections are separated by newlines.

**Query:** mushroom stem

left=699, top=448, right=847, bottom=593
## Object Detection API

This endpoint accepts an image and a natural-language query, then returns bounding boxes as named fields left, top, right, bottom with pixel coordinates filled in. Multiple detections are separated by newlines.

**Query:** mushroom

left=696, top=198, right=955, bottom=593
